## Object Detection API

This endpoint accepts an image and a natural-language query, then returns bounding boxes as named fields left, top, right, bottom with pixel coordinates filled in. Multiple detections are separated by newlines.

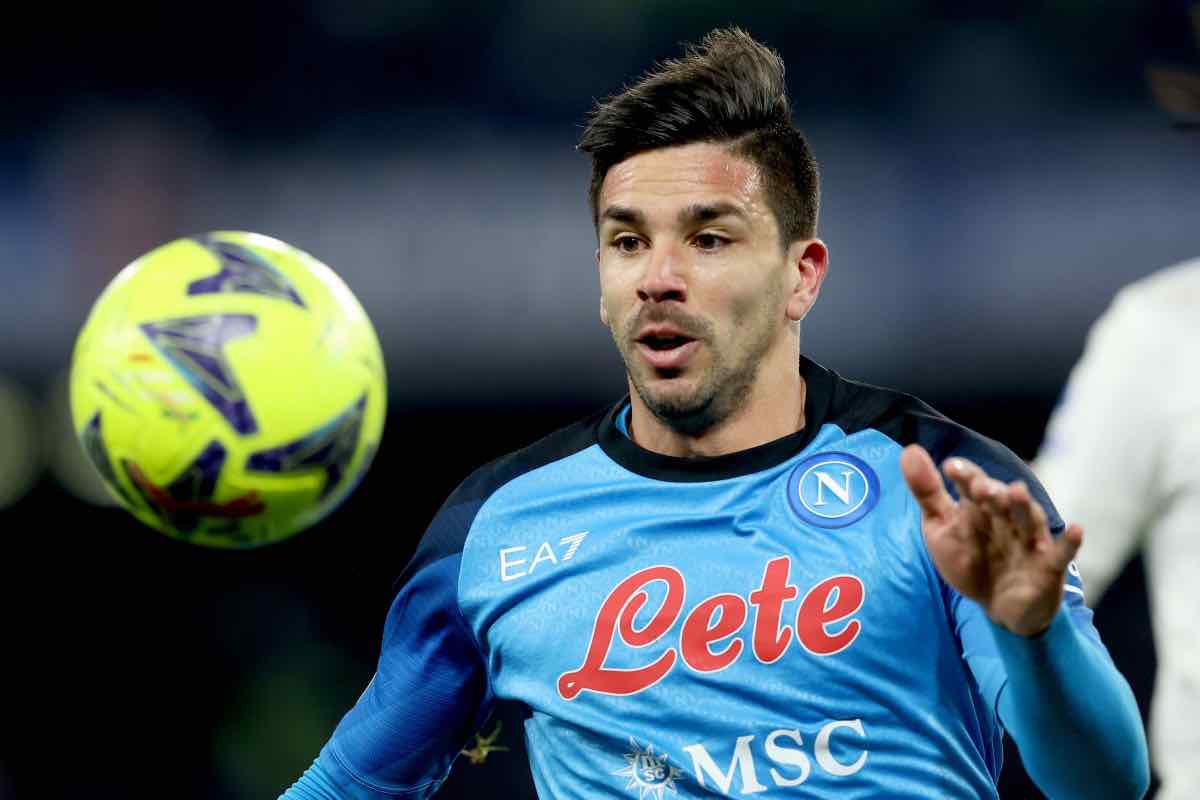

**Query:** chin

left=638, top=370, right=698, bottom=404
left=639, top=379, right=722, bottom=434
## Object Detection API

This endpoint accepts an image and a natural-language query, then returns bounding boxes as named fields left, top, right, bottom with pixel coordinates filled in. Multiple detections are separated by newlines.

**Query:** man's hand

left=900, top=444, right=1083, bottom=637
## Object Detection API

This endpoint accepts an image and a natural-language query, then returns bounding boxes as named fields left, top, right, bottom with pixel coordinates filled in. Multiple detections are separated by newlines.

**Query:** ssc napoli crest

left=787, top=452, right=880, bottom=528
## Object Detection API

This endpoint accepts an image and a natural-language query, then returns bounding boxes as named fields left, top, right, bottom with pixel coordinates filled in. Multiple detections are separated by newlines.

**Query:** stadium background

left=0, top=1, right=1196, bottom=797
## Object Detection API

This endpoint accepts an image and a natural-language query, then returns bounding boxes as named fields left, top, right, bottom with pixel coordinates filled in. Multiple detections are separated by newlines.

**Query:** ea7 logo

left=500, top=532, right=589, bottom=582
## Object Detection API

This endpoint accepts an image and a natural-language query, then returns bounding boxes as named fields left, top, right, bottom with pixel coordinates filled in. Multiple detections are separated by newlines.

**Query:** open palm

left=900, top=445, right=1083, bottom=637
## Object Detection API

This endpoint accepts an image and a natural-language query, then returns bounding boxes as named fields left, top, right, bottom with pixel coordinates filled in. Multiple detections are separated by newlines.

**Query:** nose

left=637, top=243, right=687, bottom=304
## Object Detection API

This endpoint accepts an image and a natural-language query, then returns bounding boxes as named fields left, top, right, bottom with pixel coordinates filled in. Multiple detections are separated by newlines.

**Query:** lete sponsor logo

left=557, top=557, right=865, bottom=700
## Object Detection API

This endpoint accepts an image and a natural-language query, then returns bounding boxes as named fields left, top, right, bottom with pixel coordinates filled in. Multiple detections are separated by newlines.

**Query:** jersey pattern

left=323, top=357, right=1094, bottom=799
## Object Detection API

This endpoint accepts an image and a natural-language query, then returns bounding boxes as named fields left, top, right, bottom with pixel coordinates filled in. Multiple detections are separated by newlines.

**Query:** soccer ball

left=69, top=232, right=387, bottom=548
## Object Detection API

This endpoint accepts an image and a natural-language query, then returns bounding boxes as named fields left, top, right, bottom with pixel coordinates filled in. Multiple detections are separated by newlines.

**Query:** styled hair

left=578, top=27, right=820, bottom=243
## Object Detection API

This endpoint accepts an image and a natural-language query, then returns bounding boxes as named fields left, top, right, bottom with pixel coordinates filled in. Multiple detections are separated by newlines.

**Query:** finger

left=941, top=456, right=990, bottom=505
left=969, top=475, right=1012, bottom=514
left=950, top=464, right=1008, bottom=527
left=1008, top=481, right=1033, bottom=529
left=949, top=463, right=1033, bottom=555
left=901, top=445, right=956, bottom=522
left=969, top=477, right=1020, bottom=557
left=1052, top=522, right=1084, bottom=572
left=1007, top=481, right=1048, bottom=546
left=936, top=458, right=998, bottom=542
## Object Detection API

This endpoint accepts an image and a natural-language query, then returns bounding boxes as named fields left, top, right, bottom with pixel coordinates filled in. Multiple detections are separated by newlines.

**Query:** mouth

left=634, top=327, right=700, bottom=371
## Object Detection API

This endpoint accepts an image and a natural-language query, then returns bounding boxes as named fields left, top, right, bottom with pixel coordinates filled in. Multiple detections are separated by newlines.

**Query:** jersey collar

left=596, top=356, right=836, bottom=482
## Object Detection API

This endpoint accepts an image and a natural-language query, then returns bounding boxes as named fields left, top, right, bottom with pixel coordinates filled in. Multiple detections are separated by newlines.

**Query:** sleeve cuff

left=986, top=607, right=1080, bottom=676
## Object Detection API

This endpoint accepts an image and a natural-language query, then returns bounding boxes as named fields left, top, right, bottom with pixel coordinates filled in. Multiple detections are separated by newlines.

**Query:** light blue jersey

left=283, top=358, right=1147, bottom=799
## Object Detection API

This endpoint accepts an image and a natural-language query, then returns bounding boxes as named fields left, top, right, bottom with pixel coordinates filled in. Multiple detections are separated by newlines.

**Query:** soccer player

left=1034, top=258, right=1200, bottom=800
left=281, top=29, right=1149, bottom=799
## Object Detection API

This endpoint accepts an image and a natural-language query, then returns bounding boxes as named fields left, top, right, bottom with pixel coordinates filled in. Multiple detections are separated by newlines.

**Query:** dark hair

left=578, top=27, right=820, bottom=243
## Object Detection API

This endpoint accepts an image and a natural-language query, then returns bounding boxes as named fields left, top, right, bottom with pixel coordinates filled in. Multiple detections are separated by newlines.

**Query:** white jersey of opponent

left=1034, top=257, right=1200, bottom=800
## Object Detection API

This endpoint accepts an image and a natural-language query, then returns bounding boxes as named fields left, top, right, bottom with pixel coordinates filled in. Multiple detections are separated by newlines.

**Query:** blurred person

left=282, top=29, right=1148, bottom=799
left=1034, top=258, right=1200, bottom=800
left=1031, top=11, right=1200, bottom=798
left=37, top=103, right=209, bottom=504
left=40, top=102, right=204, bottom=315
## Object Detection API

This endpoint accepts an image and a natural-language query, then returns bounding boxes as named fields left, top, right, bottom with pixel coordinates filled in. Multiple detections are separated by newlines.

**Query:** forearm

left=280, top=758, right=348, bottom=800
left=281, top=746, right=432, bottom=800
left=992, top=609, right=1149, bottom=799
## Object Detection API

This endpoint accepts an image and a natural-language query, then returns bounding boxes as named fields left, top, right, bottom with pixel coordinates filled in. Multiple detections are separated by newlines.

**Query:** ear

left=596, top=247, right=610, bottom=327
left=785, top=239, right=829, bottom=323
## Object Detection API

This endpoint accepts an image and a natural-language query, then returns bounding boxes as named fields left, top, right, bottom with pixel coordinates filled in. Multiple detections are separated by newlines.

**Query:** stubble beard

left=616, top=300, right=778, bottom=439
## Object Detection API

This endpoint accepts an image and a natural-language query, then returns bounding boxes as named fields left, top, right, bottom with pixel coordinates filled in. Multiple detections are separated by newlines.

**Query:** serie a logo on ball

left=69, top=231, right=387, bottom=548
left=787, top=452, right=880, bottom=528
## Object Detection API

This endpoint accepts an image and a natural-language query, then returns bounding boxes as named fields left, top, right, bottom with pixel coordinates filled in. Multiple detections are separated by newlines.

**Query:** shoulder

left=399, top=404, right=612, bottom=582
left=446, top=405, right=611, bottom=508
left=1118, top=257, right=1200, bottom=313
left=1080, top=258, right=1200, bottom=360
left=808, top=359, right=1061, bottom=528
left=1046, top=259, right=1200, bottom=426
left=815, top=362, right=1022, bottom=475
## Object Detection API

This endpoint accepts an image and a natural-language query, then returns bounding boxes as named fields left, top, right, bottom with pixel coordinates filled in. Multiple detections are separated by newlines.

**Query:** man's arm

left=903, top=446, right=1150, bottom=799
left=1033, top=288, right=1165, bottom=599
left=281, top=760, right=347, bottom=800
left=279, top=552, right=492, bottom=799
left=990, top=606, right=1146, bottom=798
left=952, top=585, right=1147, bottom=798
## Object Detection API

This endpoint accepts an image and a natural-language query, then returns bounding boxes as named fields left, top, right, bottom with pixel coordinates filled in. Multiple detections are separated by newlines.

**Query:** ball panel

left=139, top=314, right=260, bottom=435
left=79, top=412, right=140, bottom=511
left=186, top=235, right=307, bottom=308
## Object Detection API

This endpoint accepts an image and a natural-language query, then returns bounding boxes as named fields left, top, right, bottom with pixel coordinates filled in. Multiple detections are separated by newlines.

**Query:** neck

left=627, top=350, right=806, bottom=459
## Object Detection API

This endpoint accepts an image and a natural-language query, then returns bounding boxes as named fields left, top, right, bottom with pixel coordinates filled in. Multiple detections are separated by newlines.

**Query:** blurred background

left=1, top=0, right=1195, bottom=797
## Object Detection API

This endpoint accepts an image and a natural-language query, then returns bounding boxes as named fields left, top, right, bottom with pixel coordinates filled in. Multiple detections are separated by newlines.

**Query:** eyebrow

left=597, top=202, right=746, bottom=229
left=598, top=205, right=646, bottom=227
left=677, top=202, right=746, bottom=226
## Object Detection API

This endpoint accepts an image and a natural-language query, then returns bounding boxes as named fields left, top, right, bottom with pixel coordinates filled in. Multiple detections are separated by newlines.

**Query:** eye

left=611, top=235, right=645, bottom=254
left=693, top=233, right=728, bottom=251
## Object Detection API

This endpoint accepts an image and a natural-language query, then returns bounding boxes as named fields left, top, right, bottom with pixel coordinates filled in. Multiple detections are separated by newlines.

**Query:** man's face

left=596, top=142, right=810, bottom=435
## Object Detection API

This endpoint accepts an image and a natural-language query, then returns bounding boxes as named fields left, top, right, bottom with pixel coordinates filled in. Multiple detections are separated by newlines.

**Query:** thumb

left=900, top=444, right=956, bottom=524
left=1052, top=522, right=1084, bottom=572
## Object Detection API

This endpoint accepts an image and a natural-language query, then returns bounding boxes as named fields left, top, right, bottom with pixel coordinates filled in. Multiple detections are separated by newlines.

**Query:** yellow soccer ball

left=69, top=232, right=387, bottom=547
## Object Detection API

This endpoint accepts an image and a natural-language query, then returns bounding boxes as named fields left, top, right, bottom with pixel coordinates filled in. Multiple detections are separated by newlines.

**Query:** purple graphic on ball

left=139, top=314, right=258, bottom=434
left=81, top=412, right=138, bottom=509
left=246, top=395, right=366, bottom=500
left=188, top=237, right=306, bottom=308
left=124, top=440, right=264, bottom=534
